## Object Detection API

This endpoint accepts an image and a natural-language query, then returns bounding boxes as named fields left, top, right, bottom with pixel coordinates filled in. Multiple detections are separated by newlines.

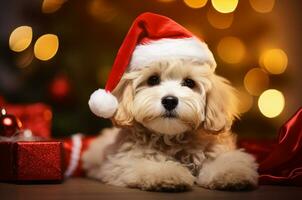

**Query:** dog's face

left=112, top=59, right=238, bottom=135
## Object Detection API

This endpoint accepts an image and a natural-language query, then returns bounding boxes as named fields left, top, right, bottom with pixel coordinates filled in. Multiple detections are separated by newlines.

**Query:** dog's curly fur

left=82, top=59, right=259, bottom=191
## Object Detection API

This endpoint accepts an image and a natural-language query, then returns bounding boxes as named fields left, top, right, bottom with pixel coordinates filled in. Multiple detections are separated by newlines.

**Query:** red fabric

left=240, top=108, right=302, bottom=186
left=238, top=139, right=277, bottom=164
left=257, top=108, right=302, bottom=186
left=1, top=103, right=52, bottom=138
left=105, top=12, right=193, bottom=92
left=0, top=140, right=64, bottom=181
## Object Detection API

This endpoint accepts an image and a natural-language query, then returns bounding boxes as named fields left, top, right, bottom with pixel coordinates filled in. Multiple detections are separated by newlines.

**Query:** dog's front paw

left=198, top=167, right=258, bottom=190
left=197, top=150, right=258, bottom=191
left=128, top=161, right=195, bottom=192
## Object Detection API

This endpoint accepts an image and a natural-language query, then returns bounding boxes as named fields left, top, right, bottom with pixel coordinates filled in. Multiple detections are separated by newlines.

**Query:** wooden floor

left=1, top=178, right=302, bottom=200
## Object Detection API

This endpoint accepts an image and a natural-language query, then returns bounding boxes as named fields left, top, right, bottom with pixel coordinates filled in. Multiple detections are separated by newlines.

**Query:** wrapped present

left=63, top=134, right=95, bottom=177
left=0, top=138, right=64, bottom=182
left=0, top=110, right=64, bottom=182
left=0, top=103, right=52, bottom=138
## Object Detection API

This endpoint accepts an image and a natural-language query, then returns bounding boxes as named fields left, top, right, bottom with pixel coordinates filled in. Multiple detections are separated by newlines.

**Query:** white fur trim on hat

left=88, top=89, right=118, bottom=118
left=129, top=37, right=216, bottom=71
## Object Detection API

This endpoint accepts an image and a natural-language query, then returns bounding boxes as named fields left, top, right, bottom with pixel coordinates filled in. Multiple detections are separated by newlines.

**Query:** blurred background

left=0, top=0, right=301, bottom=138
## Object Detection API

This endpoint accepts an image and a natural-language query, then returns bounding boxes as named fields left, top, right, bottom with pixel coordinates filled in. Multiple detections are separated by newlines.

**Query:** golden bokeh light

left=237, top=88, right=254, bottom=113
left=9, top=26, right=33, bottom=52
left=184, top=0, right=208, bottom=9
left=158, top=0, right=175, bottom=2
left=186, top=24, right=204, bottom=39
left=258, top=89, right=285, bottom=118
left=244, top=68, right=269, bottom=96
left=259, top=49, right=288, bottom=74
left=211, top=0, right=238, bottom=13
left=16, top=49, right=34, bottom=68
left=249, top=0, right=275, bottom=13
left=207, top=8, right=233, bottom=29
left=34, top=34, right=59, bottom=61
left=87, top=0, right=117, bottom=23
left=42, top=0, right=65, bottom=14
left=217, top=36, right=246, bottom=64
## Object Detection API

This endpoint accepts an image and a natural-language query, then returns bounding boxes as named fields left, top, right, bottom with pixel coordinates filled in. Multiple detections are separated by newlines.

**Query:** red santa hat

left=89, top=12, right=216, bottom=118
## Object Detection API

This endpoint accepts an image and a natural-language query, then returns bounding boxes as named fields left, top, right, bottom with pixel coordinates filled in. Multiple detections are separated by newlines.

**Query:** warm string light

left=42, top=0, right=66, bottom=14
left=207, top=8, right=233, bottom=29
left=9, top=25, right=59, bottom=65
left=9, top=26, right=33, bottom=52
left=186, top=24, right=204, bottom=39
left=258, top=89, right=285, bottom=118
left=49, top=75, right=71, bottom=100
left=249, top=0, right=275, bottom=13
left=237, top=88, right=254, bottom=113
left=34, top=34, right=59, bottom=61
left=184, top=0, right=208, bottom=9
left=211, top=0, right=238, bottom=13
left=16, top=49, right=34, bottom=68
left=87, top=0, right=117, bottom=23
left=244, top=68, right=269, bottom=96
left=158, top=0, right=175, bottom=2
left=217, top=36, right=246, bottom=64
left=259, top=49, right=288, bottom=74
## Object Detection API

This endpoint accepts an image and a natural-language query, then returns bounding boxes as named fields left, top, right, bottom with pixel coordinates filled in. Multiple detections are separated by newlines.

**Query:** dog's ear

left=203, top=75, right=239, bottom=133
left=111, top=80, right=134, bottom=127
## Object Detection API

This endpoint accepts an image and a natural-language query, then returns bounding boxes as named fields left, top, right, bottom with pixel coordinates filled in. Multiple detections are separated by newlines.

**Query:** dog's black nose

left=161, top=96, right=178, bottom=111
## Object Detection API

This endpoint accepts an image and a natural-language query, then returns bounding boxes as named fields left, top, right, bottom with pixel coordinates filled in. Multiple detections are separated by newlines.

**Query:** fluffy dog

left=82, top=59, right=259, bottom=191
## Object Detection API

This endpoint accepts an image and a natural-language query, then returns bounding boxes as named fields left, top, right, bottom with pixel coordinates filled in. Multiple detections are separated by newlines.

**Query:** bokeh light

left=184, top=0, right=208, bottom=9
left=249, top=0, right=275, bottom=13
left=43, top=109, right=53, bottom=121
left=49, top=75, right=71, bottom=100
left=186, top=24, right=204, bottom=39
left=158, top=0, right=175, bottom=2
left=217, top=36, right=246, bottom=64
left=259, top=49, right=288, bottom=74
left=211, top=0, right=238, bottom=13
left=9, top=26, right=33, bottom=52
left=87, top=0, right=117, bottom=23
left=258, top=89, right=285, bottom=118
left=244, top=68, right=269, bottom=96
left=207, top=8, right=233, bottom=29
left=42, top=0, right=65, bottom=14
left=237, top=88, right=254, bottom=113
left=16, top=50, right=34, bottom=68
left=34, top=34, right=59, bottom=61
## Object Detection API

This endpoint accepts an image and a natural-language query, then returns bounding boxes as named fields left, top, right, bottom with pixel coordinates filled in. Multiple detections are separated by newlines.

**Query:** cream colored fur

left=82, top=59, right=258, bottom=192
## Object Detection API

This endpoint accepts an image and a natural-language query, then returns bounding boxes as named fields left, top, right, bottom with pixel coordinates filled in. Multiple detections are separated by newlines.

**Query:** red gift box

left=0, top=140, right=64, bottom=182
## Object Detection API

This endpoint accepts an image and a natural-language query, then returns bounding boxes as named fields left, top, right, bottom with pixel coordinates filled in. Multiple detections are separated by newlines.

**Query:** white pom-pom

left=88, top=89, right=118, bottom=118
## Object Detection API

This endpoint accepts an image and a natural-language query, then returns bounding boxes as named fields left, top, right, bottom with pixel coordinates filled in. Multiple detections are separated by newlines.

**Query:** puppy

left=82, top=59, right=258, bottom=191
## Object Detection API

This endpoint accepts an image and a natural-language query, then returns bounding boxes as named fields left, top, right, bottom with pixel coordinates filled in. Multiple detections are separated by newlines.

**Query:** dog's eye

left=182, top=78, right=196, bottom=89
left=147, top=75, right=160, bottom=86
